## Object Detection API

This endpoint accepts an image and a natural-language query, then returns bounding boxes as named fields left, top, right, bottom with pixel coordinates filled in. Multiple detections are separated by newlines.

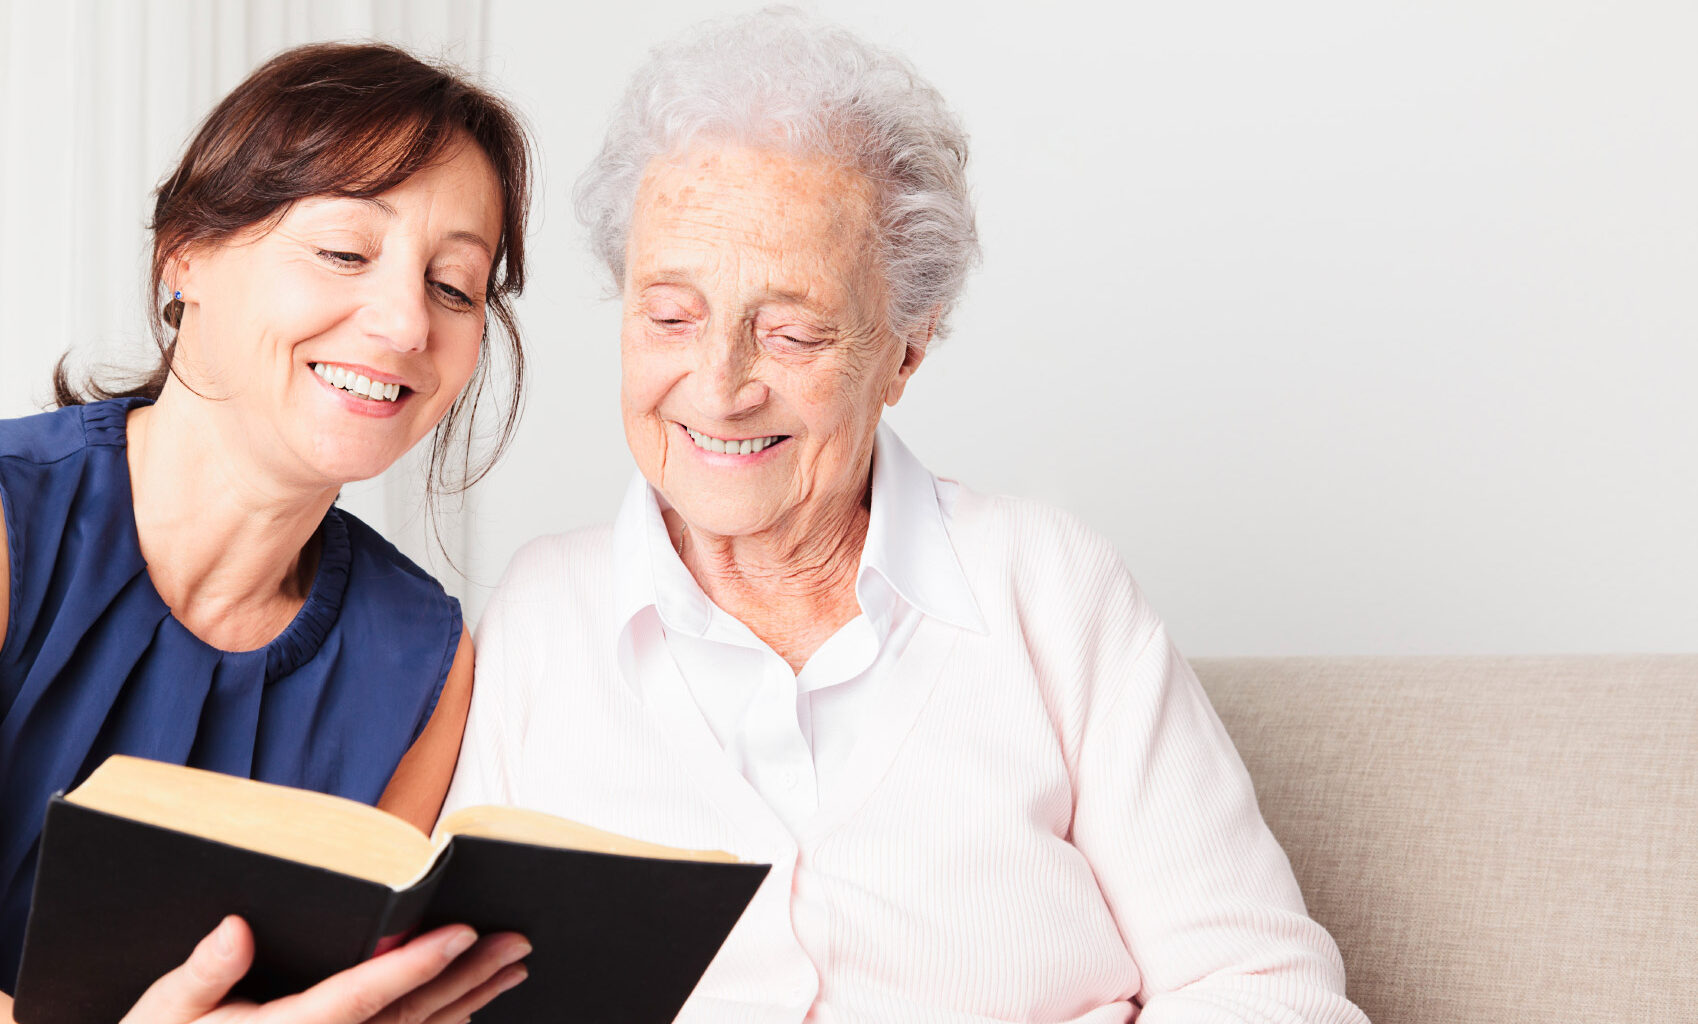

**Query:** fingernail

left=495, top=964, right=528, bottom=993
left=442, top=927, right=478, bottom=960
left=214, top=916, right=238, bottom=958
left=505, top=939, right=533, bottom=963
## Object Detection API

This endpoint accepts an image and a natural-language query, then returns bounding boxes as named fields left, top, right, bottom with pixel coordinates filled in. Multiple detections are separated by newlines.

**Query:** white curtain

left=0, top=0, right=489, bottom=598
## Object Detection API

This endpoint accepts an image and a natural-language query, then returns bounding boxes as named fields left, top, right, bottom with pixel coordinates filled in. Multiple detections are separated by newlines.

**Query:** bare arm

left=0, top=636, right=507, bottom=1021
left=376, top=626, right=474, bottom=835
left=0, top=532, right=492, bottom=1019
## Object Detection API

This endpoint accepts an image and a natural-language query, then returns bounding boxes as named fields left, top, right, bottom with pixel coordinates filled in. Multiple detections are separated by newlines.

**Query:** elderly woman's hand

left=113, top=917, right=528, bottom=1024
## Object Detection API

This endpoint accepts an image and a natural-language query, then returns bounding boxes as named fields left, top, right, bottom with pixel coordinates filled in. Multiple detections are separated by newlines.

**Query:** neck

left=125, top=386, right=340, bottom=650
left=671, top=479, right=871, bottom=673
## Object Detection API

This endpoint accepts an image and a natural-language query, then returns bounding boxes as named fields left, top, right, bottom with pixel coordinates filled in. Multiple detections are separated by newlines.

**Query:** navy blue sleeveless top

left=0, top=398, right=462, bottom=988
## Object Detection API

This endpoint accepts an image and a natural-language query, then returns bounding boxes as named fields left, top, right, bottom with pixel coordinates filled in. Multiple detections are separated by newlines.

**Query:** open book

left=14, top=756, right=768, bottom=1024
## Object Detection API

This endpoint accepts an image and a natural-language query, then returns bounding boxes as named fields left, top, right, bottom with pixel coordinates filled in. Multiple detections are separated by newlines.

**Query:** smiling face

left=170, top=136, right=503, bottom=487
left=620, top=144, right=925, bottom=541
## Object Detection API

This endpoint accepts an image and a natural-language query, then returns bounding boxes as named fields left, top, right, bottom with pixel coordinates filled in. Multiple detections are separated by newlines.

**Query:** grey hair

left=574, top=6, right=979, bottom=346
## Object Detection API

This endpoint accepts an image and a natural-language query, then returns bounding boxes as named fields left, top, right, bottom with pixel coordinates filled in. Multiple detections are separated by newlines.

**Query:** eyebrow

left=641, top=272, right=816, bottom=307
left=350, top=198, right=494, bottom=257
left=445, top=229, right=495, bottom=258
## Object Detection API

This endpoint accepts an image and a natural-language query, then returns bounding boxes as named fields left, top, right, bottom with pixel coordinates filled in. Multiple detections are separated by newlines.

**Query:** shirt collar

left=612, top=469, right=714, bottom=636
left=611, top=421, right=988, bottom=641
left=859, top=422, right=986, bottom=634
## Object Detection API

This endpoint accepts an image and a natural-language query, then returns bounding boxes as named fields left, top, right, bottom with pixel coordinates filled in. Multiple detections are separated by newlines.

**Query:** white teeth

left=311, top=363, right=403, bottom=402
left=685, top=426, right=782, bottom=455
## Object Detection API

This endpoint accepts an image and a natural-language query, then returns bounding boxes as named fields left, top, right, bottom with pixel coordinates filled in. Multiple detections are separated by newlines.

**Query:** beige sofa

left=1194, top=656, right=1698, bottom=1024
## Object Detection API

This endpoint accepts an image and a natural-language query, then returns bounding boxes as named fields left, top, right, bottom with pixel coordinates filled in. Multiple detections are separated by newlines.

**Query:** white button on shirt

left=616, top=423, right=980, bottom=836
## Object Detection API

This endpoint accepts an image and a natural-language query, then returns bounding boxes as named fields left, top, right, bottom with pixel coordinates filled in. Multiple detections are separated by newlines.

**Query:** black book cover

left=421, top=834, right=769, bottom=1022
left=14, top=797, right=769, bottom=1024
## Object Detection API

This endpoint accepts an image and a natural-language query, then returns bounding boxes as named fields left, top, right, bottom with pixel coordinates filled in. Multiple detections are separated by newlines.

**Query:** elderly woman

left=0, top=44, right=530, bottom=1023
left=447, top=10, right=1368, bottom=1024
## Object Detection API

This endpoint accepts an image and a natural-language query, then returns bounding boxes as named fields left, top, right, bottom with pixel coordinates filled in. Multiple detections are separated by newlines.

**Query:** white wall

left=4, top=0, right=1695, bottom=655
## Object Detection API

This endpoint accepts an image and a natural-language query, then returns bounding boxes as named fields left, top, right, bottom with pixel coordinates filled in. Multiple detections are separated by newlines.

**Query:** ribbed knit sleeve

left=1068, top=560, right=1366, bottom=1024
left=444, top=528, right=621, bottom=822
left=446, top=536, right=564, bottom=815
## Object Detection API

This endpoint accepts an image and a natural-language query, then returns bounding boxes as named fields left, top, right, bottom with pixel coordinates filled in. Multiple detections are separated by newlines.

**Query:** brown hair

left=55, top=41, right=532, bottom=500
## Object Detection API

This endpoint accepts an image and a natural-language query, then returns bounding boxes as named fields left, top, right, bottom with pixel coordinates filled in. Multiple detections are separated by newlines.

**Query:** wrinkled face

left=620, top=144, right=923, bottom=539
left=172, top=137, right=503, bottom=486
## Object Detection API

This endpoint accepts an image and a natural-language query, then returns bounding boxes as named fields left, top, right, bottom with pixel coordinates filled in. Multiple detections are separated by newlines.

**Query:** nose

left=357, top=264, right=432, bottom=353
left=695, top=321, right=769, bottom=417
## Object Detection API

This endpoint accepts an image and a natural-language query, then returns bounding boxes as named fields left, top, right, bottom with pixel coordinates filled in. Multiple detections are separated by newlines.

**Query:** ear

left=164, top=246, right=196, bottom=298
left=883, top=310, right=937, bottom=408
left=155, top=248, right=194, bottom=329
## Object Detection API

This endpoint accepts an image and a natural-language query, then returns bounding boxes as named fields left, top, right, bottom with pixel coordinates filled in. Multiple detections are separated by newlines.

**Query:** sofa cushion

left=1194, top=655, right=1698, bottom=1024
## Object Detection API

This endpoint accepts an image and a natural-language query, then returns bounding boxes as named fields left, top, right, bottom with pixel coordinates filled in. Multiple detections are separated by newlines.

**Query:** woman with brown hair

left=0, top=43, right=531, bottom=1021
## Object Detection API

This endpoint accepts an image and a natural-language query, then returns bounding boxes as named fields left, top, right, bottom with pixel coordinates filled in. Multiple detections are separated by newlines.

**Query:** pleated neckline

left=85, top=398, right=353, bottom=679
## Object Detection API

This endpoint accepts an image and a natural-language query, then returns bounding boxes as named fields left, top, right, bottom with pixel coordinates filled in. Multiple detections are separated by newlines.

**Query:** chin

left=666, top=491, right=782, bottom=539
left=322, top=460, right=402, bottom=487
left=302, top=434, right=414, bottom=487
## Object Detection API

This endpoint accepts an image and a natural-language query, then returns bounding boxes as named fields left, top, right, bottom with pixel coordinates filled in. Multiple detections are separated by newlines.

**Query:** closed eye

left=316, top=249, right=366, bottom=266
left=434, top=281, right=476, bottom=309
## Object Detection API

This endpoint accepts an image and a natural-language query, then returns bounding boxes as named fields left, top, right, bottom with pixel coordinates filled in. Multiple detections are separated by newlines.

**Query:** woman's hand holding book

left=116, top=916, right=528, bottom=1024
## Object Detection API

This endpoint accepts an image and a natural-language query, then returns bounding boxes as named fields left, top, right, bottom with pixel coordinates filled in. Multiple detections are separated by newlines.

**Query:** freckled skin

left=620, top=144, right=928, bottom=670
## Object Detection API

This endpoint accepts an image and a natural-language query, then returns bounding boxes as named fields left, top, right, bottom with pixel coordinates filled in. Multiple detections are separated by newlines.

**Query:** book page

left=437, top=805, right=739, bottom=863
left=68, top=756, right=437, bottom=888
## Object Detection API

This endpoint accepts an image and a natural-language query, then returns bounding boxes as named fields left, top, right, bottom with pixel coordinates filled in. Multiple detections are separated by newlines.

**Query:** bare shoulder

left=377, top=624, right=474, bottom=834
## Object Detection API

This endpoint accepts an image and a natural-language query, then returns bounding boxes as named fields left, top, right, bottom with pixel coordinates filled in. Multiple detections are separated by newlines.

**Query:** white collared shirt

left=610, top=424, right=985, bottom=834
left=446, top=425, right=1366, bottom=1024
